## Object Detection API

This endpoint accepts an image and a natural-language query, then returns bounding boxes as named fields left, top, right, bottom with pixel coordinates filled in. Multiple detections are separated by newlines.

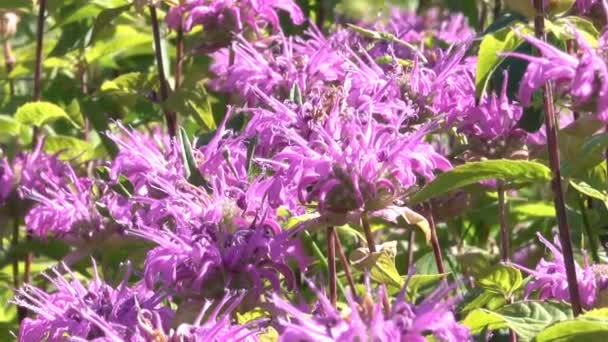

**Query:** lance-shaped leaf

left=409, top=159, right=551, bottom=205
left=178, top=127, right=210, bottom=190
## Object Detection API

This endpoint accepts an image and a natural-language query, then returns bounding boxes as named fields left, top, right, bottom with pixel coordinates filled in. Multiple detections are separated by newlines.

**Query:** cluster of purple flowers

left=273, top=282, right=470, bottom=341
left=7, top=0, right=608, bottom=340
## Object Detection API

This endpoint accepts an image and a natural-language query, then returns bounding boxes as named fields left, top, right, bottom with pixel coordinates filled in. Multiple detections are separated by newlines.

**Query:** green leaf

left=405, top=273, right=448, bottom=299
left=350, top=241, right=403, bottom=288
left=14, top=102, right=75, bottom=127
left=166, top=82, right=216, bottom=131
left=100, top=72, right=154, bottom=104
left=476, top=25, right=528, bottom=98
left=89, top=4, right=132, bottom=44
left=550, top=16, right=599, bottom=47
left=66, top=99, right=85, bottom=128
left=534, top=320, right=608, bottom=341
left=464, top=301, right=573, bottom=341
left=409, top=160, right=551, bottom=204
left=477, top=264, right=523, bottom=298
left=289, top=83, right=303, bottom=105
left=0, top=0, right=31, bottom=9
left=0, top=115, right=21, bottom=136
left=178, top=127, right=210, bottom=189
left=374, top=205, right=431, bottom=242
left=483, top=12, right=527, bottom=34
left=512, top=202, right=556, bottom=218
left=569, top=180, right=608, bottom=208
left=562, top=132, right=608, bottom=177
left=44, top=135, right=99, bottom=163
left=81, top=98, right=119, bottom=158
left=49, top=21, right=90, bottom=57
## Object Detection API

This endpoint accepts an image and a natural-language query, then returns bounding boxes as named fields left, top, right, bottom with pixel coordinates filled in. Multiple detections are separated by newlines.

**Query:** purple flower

left=14, top=262, right=173, bottom=342
left=507, top=29, right=608, bottom=122
left=453, top=71, right=523, bottom=140
left=209, top=29, right=346, bottom=104
left=107, top=124, right=183, bottom=197
left=134, top=214, right=305, bottom=300
left=273, top=282, right=470, bottom=341
left=23, top=169, right=102, bottom=240
left=265, top=112, right=450, bottom=214
left=514, top=233, right=608, bottom=309
left=14, top=139, right=72, bottom=199
left=166, top=0, right=304, bottom=36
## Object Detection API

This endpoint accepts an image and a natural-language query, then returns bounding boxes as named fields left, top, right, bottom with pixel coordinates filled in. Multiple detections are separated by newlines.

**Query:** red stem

left=335, top=233, right=358, bottom=301
left=533, top=0, right=582, bottom=316
left=361, top=212, right=377, bottom=253
left=426, top=202, right=445, bottom=274
left=327, top=226, right=337, bottom=307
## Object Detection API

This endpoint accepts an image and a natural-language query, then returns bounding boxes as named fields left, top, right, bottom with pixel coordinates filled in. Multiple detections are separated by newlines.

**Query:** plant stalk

left=335, top=233, right=358, bottom=301
left=361, top=212, right=376, bottom=253
left=533, top=0, right=583, bottom=316
left=406, top=229, right=415, bottom=271
left=19, top=0, right=48, bottom=322
left=149, top=5, right=177, bottom=137
left=497, top=181, right=510, bottom=262
left=426, top=202, right=445, bottom=274
left=327, top=226, right=337, bottom=307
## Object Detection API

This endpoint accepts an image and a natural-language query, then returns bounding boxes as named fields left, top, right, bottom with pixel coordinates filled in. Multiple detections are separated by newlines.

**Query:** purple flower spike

left=14, top=261, right=173, bottom=342
left=515, top=232, right=607, bottom=309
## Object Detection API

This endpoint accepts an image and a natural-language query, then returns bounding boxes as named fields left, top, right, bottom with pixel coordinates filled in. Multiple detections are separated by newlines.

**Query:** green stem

left=577, top=194, right=600, bottom=263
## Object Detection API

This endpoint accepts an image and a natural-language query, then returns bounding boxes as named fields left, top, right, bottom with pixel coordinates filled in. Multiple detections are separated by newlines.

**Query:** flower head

left=515, top=232, right=608, bottom=309
left=273, top=282, right=470, bottom=341
left=14, top=262, right=173, bottom=342
left=166, top=0, right=304, bottom=43
left=135, top=214, right=304, bottom=301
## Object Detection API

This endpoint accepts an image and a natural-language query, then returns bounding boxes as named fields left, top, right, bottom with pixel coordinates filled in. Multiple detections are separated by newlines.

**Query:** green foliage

left=476, top=24, right=529, bottom=98
left=14, top=101, right=76, bottom=128
left=463, top=301, right=574, bottom=341
left=350, top=241, right=403, bottom=288
left=409, top=160, right=552, bottom=204
left=534, top=309, right=608, bottom=341
left=477, top=264, right=523, bottom=298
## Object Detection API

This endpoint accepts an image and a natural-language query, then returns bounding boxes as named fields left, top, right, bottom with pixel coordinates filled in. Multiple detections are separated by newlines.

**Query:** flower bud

left=0, top=11, right=20, bottom=39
